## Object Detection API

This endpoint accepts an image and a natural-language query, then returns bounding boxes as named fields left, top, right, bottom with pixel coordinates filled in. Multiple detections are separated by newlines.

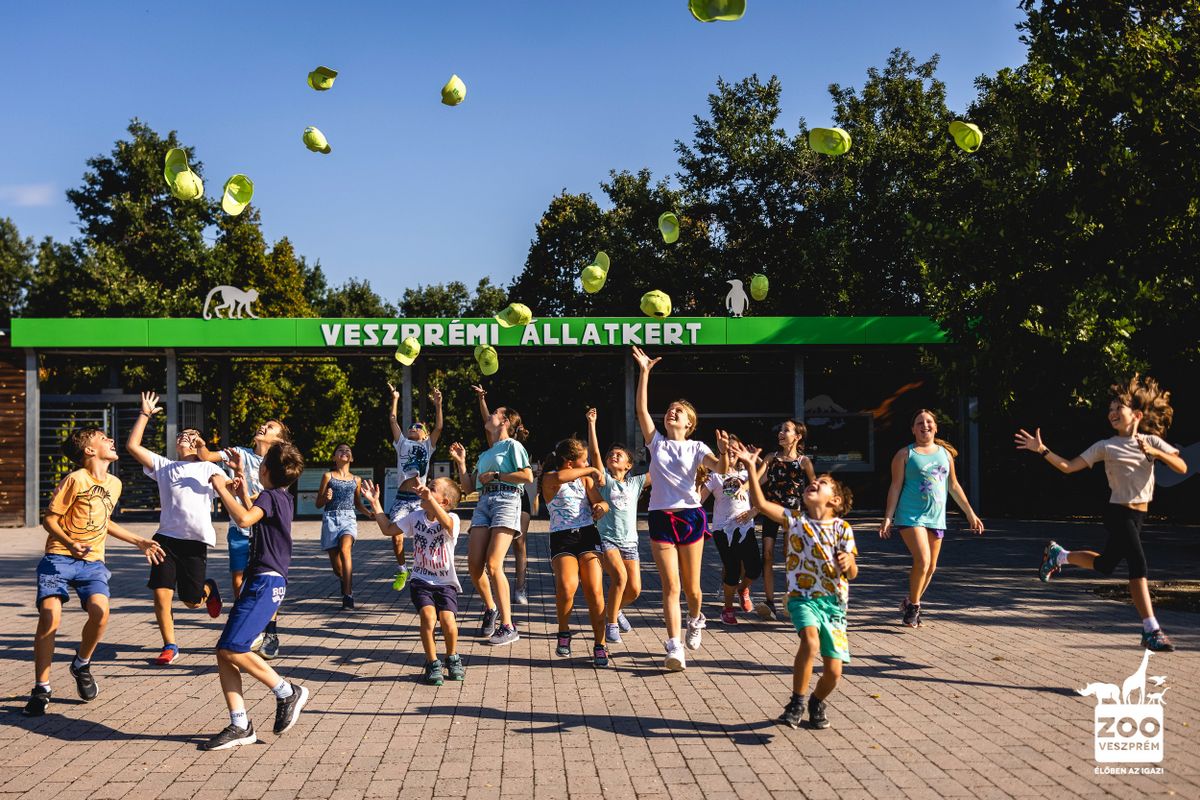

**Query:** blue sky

left=1, top=1, right=1027, bottom=303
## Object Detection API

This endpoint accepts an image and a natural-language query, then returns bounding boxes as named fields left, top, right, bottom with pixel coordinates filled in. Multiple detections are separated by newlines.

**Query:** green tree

left=0, top=218, right=34, bottom=320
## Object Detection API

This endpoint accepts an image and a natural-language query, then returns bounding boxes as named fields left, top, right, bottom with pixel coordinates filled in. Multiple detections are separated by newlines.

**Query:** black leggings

left=713, top=528, right=763, bottom=587
left=1094, top=504, right=1148, bottom=579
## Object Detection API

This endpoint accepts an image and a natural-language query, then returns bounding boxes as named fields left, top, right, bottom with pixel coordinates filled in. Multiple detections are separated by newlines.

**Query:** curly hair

left=1111, top=374, right=1174, bottom=435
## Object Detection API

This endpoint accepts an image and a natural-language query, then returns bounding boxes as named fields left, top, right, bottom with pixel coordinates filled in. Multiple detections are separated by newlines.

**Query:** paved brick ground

left=0, top=513, right=1196, bottom=799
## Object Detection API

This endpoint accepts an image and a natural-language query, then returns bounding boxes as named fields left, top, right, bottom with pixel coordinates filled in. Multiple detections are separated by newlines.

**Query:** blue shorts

left=217, top=573, right=287, bottom=653
left=321, top=510, right=358, bottom=551
left=36, top=554, right=111, bottom=609
left=470, top=488, right=523, bottom=533
left=601, top=541, right=640, bottom=562
left=228, top=526, right=250, bottom=574
left=388, top=492, right=423, bottom=526
left=648, top=508, right=708, bottom=546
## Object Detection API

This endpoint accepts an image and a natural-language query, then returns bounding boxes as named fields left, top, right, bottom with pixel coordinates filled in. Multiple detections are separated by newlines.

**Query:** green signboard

left=10, top=316, right=946, bottom=348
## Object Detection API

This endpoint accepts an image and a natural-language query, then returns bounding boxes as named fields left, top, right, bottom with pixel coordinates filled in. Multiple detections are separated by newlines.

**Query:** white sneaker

left=664, top=639, right=686, bottom=672
left=685, top=613, right=706, bottom=650
left=514, top=587, right=529, bottom=606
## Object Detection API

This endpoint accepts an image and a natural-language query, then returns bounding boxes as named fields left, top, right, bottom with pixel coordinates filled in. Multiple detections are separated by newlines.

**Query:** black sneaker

left=22, top=686, right=51, bottom=718
left=273, top=684, right=309, bottom=735
left=261, top=632, right=280, bottom=660
left=779, top=695, right=804, bottom=729
left=902, top=600, right=920, bottom=628
left=200, top=721, right=257, bottom=750
left=479, top=607, right=499, bottom=638
left=424, top=660, right=444, bottom=686
left=807, top=695, right=830, bottom=729
left=342, top=594, right=355, bottom=610
left=69, top=660, right=98, bottom=701
left=446, top=654, right=465, bottom=681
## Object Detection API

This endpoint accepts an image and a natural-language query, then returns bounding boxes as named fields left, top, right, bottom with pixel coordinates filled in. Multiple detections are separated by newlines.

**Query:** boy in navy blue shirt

left=201, top=442, right=307, bottom=750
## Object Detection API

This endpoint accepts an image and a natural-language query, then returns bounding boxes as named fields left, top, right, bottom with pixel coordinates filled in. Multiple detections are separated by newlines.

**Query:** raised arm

left=700, top=429, right=731, bottom=472
left=354, top=477, right=373, bottom=516
left=387, top=382, right=403, bottom=442
left=194, top=435, right=228, bottom=464
left=631, top=346, right=660, bottom=445
left=1014, top=428, right=1090, bottom=473
left=448, top=442, right=474, bottom=496
left=429, top=387, right=445, bottom=448
left=732, top=444, right=786, bottom=526
left=361, top=479, right=402, bottom=537
left=471, top=384, right=491, bottom=424
left=417, top=483, right=455, bottom=532
left=584, top=475, right=610, bottom=521
left=125, top=391, right=162, bottom=470
left=585, top=408, right=606, bottom=487
left=210, top=473, right=263, bottom=529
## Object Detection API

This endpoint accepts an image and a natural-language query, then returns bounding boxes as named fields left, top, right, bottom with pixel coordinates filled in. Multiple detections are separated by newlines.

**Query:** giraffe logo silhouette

left=1080, top=649, right=1165, bottom=763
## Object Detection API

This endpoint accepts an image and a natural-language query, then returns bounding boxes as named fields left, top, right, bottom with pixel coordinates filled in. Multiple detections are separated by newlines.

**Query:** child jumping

left=25, top=428, right=165, bottom=717
left=315, top=443, right=371, bottom=609
left=364, top=477, right=466, bottom=684
left=586, top=407, right=649, bottom=644
left=201, top=443, right=308, bottom=750
left=755, top=419, right=815, bottom=621
left=632, top=346, right=729, bottom=671
left=386, top=383, right=444, bottom=591
left=1016, top=375, right=1186, bottom=652
left=734, top=442, right=857, bottom=731
left=880, top=409, right=983, bottom=628
left=542, top=438, right=611, bottom=667
left=126, top=391, right=224, bottom=665
left=698, top=434, right=762, bottom=625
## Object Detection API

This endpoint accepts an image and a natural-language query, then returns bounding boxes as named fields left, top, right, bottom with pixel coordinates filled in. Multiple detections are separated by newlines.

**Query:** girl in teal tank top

left=880, top=410, right=984, bottom=628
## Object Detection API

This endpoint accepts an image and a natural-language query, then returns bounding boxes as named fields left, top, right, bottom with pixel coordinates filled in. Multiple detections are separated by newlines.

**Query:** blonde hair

left=1112, top=374, right=1173, bottom=435
left=670, top=399, right=699, bottom=437
left=911, top=409, right=958, bottom=459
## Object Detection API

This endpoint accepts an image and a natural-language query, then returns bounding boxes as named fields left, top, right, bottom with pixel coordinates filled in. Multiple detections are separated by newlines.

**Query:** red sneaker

left=738, top=587, right=753, bottom=613
left=204, top=578, right=222, bottom=618
left=720, top=608, right=737, bottom=625
left=155, top=645, right=179, bottom=665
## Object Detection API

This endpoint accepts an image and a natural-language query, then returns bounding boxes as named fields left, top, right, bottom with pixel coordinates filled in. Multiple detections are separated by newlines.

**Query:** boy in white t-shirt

left=126, top=391, right=225, bottom=665
left=385, top=384, right=444, bottom=591
left=364, top=477, right=464, bottom=685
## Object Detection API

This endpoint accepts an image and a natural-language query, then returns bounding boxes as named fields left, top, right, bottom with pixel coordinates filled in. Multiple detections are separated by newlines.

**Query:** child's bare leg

left=392, top=535, right=405, bottom=567
left=418, top=606, right=438, bottom=661
left=553, top=556, right=580, bottom=631
left=918, top=532, right=943, bottom=599
left=515, top=514, right=529, bottom=590
left=1128, top=577, right=1155, bottom=620
left=1067, top=550, right=1099, bottom=570
left=216, top=650, right=245, bottom=713
left=623, top=560, right=641, bottom=605
left=439, top=610, right=458, bottom=656
left=467, top=527, right=496, bottom=610
left=231, top=571, right=244, bottom=601
left=327, top=550, right=342, bottom=579
left=78, top=595, right=109, bottom=661
left=218, top=648, right=283, bottom=692
left=34, top=598, right=62, bottom=684
left=601, top=549, right=628, bottom=624
left=812, top=656, right=843, bottom=700
left=338, top=536, right=354, bottom=596
left=793, top=628, right=819, bottom=696
left=678, top=540, right=704, bottom=620
left=153, top=587, right=176, bottom=646
left=486, top=529, right=516, bottom=626
left=652, top=542, right=682, bottom=640
left=580, top=555, right=607, bottom=645
left=900, top=527, right=932, bottom=604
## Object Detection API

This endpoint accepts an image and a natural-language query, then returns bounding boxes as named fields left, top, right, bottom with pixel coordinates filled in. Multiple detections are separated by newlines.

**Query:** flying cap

left=163, top=148, right=204, bottom=201
left=949, top=120, right=983, bottom=153
left=394, top=337, right=421, bottom=366
left=689, top=0, right=746, bottom=22
left=221, top=174, right=254, bottom=216
left=581, top=251, right=610, bottom=294
left=809, top=127, right=852, bottom=156
left=640, top=290, right=672, bottom=318
left=658, top=212, right=680, bottom=244
left=307, top=66, right=338, bottom=91
left=303, top=126, right=332, bottom=154
left=474, top=344, right=499, bottom=376
left=441, top=74, right=467, bottom=106
left=495, top=302, right=533, bottom=328
left=750, top=273, right=769, bottom=301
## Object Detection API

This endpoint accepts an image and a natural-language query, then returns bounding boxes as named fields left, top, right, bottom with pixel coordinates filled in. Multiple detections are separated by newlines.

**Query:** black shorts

left=521, top=491, right=531, bottom=515
left=550, top=525, right=602, bottom=560
left=147, top=534, right=209, bottom=604
left=1094, top=504, right=1149, bottom=579
left=410, top=579, right=459, bottom=614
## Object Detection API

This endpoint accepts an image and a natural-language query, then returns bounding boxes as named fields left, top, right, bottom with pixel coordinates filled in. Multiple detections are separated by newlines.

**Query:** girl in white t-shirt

left=1015, top=374, right=1187, bottom=652
left=632, top=346, right=729, bottom=671
left=698, top=434, right=762, bottom=626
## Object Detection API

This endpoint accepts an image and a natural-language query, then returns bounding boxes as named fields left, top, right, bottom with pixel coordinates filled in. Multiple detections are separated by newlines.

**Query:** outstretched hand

left=1014, top=428, right=1044, bottom=453
left=470, top=384, right=486, bottom=397
left=585, top=407, right=597, bottom=425
left=430, top=387, right=443, bottom=406
left=223, top=448, right=245, bottom=474
left=630, top=346, right=661, bottom=372
left=448, top=442, right=467, bottom=464
left=140, top=391, right=162, bottom=416
left=387, top=382, right=400, bottom=401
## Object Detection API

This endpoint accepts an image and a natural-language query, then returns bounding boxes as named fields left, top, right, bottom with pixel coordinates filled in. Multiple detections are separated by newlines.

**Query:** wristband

left=1039, top=447, right=1050, bottom=456
left=139, top=411, right=151, bottom=418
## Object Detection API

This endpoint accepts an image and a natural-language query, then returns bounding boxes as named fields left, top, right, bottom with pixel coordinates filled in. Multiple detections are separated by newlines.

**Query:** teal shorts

left=787, top=594, right=850, bottom=663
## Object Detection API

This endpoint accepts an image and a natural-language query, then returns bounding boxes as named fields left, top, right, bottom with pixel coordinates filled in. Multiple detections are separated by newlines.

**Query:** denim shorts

left=470, top=489, right=523, bottom=532
left=601, top=541, right=640, bottom=562
left=217, top=572, right=287, bottom=653
left=321, top=510, right=358, bottom=550
left=36, top=554, right=111, bottom=609
left=227, top=526, right=250, bottom=574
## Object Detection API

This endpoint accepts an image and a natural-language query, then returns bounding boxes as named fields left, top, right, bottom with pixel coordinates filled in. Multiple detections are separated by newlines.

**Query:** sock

left=72, top=655, right=89, bottom=669
left=666, top=637, right=680, bottom=650
left=271, top=680, right=293, bottom=700
left=265, top=620, right=277, bottom=635
left=35, top=682, right=50, bottom=693
left=163, top=643, right=178, bottom=652
left=792, top=692, right=805, bottom=705
left=230, top=709, right=249, bottom=730
left=1143, top=617, right=1160, bottom=633
left=1055, top=548, right=1071, bottom=566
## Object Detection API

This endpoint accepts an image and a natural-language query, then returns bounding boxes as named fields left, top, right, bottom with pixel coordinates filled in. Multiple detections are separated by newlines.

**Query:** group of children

left=24, top=352, right=1185, bottom=741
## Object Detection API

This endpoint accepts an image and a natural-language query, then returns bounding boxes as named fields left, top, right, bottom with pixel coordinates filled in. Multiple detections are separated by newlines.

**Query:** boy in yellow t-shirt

left=24, top=427, right=164, bottom=718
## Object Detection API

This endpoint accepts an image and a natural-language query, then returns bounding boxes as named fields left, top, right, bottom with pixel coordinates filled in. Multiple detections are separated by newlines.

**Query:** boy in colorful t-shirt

left=25, top=428, right=165, bottom=717
left=737, top=444, right=857, bottom=731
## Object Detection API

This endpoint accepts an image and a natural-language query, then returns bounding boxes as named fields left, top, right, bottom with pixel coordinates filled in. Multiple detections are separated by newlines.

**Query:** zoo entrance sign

left=10, top=317, right=946, bottom=349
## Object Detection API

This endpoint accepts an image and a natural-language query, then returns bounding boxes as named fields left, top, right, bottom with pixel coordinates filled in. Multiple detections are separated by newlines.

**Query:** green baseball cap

left=658, top=212, right=680, bottom=244
left=809, top=127, right=852, bottom=156
left=689, top=0, right=746, bottom=22
left=307, top=66, right=338, bottom=91
left=441, top=74, right=467, bottom=106
left=949, top=120, right=983, bottom=153
left=640, top=289, right=672, bottom=318
left=303, top=126, right=332, bottom=154
left=393, top=336, right=421, bottom=366
left=163, top=148, right=204, bottom=201
left=475, top=344, right=499, bottom=376
left=582, top=265, right=607, bottom=294
left=221, top=174, right=254, bottom=216
left=750, top=273, right=769, bottom=301
left=495, top=302, right=533, bottom=328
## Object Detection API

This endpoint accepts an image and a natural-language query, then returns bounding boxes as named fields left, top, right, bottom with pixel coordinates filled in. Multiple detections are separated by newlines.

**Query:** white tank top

left=547, top=477, right=593, bottom=531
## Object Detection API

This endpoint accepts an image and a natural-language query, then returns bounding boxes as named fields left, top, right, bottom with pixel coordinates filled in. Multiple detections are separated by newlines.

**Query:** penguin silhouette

left=725, top=279, right=750, bottom=317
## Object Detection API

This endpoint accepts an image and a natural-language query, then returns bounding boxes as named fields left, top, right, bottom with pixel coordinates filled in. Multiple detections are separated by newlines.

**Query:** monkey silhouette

left=202, top=286, right=260, bottom=320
